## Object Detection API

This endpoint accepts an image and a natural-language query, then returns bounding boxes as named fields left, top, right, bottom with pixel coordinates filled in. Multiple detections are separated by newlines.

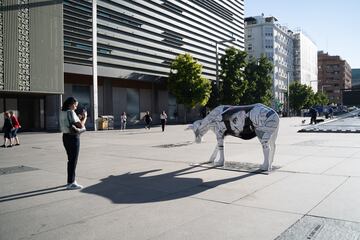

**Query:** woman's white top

left=160, top=113, right=167, bottom=120
left=60, top=110, right=80, bottom=133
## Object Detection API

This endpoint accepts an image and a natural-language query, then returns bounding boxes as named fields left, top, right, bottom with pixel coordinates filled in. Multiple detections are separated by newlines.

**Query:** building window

left=126, top=88, right=140, bottom=120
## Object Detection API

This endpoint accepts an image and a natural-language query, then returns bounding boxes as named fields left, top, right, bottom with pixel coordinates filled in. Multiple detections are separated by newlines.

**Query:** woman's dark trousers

left=63, top=134, right=80, bottom=184
left=161, top=119, right=166, bottom=131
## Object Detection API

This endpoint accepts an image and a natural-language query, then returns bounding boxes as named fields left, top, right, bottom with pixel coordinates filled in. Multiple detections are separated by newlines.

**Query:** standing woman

left=1, top=112, right=13, bottom=148
left=143, top=111, right=152, bottom=130
left=120, top=112, right=127, bottom=130
left=160, top=110, right=167, bottom=132
left=9, top=111, right=21, bottom=146
left=60, top=97, right=87, bottom=190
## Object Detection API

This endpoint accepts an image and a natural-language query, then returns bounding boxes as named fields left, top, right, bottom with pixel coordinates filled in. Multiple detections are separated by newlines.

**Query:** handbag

left=67, top=111, right=86, bottom=135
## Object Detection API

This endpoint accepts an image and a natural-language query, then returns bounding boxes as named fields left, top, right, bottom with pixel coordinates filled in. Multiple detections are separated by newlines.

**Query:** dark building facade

left=0, top=0, right=63, bottom=130
left=351, top=69, right=360, bottom=89
left=317, top=51, right=352, bottom=104
left=343, top=69, right=360, bottom=106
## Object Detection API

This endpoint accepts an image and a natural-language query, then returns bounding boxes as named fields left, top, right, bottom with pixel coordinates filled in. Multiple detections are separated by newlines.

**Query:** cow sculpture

left=188, top=103, right=279, bottom=172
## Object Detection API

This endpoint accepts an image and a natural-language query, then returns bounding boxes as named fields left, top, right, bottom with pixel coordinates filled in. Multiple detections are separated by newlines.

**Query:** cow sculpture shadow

left=81, top=165, right=259, bottom=204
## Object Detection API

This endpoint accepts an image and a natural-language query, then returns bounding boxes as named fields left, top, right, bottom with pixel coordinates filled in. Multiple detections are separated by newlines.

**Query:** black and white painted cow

left=188, top=103, right=279, bottom=171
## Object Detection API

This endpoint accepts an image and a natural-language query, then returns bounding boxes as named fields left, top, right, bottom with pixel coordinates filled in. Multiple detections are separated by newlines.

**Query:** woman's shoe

left=66, top=181, right=83, bottom=190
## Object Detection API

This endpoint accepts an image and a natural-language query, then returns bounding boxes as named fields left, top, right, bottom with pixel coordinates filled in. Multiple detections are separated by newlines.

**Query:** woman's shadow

left=81, top=165, right=261, bottom=204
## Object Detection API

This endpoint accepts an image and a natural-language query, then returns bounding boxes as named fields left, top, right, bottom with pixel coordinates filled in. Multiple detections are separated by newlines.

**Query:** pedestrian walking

left=143, top=111, right=152, bottom=129
left=60, top=97, right=87, bottom=190
left=9, top=111, right=21, bottom=146
left=160, top=110, right=167, bottom=132
left=309, top=107, right=317, bottom=124
left=120, top=112, right=127, bottom=130
left=1, top=112, right=13, bottom=148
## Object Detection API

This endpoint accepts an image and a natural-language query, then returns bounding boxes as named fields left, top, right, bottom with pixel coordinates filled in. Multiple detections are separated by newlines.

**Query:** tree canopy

left=219, top=47, right=248, bottom=105
left=289, top=81, right=329, bottom=114
left=168, top=53, right=212, bottom=109
left=241, top=55, right=273, bottom=106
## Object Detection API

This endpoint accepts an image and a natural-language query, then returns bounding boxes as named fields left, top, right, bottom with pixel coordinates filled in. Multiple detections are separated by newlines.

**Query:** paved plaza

left=1, top=116, right=360, bottom=240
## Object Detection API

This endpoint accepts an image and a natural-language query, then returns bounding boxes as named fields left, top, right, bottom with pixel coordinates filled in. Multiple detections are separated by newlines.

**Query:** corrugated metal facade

left=64, top=0, right=245, bottom=81
left=0, top=0, right=63, bottom=94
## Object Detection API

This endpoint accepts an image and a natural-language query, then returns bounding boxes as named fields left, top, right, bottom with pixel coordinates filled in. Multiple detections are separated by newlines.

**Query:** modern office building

left=63, top=0, right=245, bottom=129
left=318, top=51, right=352, bottom=104
left=343, top=68, right=360, bottom=105
left=351, top=69, right=360, bottom=89
left=293, top=31, right=318, bottom=92
left=1, top=0, right=245, bottom=130
left=0, top=0, right=63, bottom=131
left=245, top=15, right=294, bottom=111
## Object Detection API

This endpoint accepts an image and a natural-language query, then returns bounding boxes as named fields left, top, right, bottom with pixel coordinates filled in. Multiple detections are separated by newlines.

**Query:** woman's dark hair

left=61, top=97, right=78, bottom=111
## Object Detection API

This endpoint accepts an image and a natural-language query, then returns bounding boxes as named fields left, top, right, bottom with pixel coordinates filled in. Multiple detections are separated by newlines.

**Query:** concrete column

left=92, top=0, right=98, bottom=130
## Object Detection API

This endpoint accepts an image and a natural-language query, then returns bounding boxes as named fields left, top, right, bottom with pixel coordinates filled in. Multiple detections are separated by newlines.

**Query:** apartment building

left=245, top=15, right=293, bottom=111
left=293, top=31, right=318, bottom=92
left=318, top=51, right=352, bottom=104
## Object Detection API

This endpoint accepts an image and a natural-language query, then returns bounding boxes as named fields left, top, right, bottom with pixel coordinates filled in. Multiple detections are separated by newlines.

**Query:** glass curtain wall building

left=63, top=0, right=245, bottom=128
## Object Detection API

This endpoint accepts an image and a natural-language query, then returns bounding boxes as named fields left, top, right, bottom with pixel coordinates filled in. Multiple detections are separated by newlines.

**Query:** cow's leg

left=209, top=144, right=218, bottom=163
left=213, top=137, right=225, bottom=166
left=268, top=127, right=279, bottom=169
left=256, top=129, right=272, bottom=171
left=260, top=140, right=271, bottom=171
left=258, top=129, right=278, bottom=171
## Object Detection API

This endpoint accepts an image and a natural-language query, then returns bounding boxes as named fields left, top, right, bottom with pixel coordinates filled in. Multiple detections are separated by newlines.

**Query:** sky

left=245, top=0, right=360, bottom=68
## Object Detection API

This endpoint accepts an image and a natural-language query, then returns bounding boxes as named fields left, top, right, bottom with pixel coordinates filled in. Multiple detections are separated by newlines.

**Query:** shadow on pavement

left=81, top=165, right=257, bottom=204
left=0, top=185, right=67, bottom=203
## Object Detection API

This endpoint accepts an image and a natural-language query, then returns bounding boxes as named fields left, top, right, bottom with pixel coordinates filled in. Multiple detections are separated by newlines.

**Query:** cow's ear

left=185, top=124, right=194, bottom=131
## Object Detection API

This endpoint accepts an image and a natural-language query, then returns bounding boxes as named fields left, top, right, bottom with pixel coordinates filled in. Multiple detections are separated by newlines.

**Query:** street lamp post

left=287, top=71, right=290, bottom=116
left=92, top=0, right=98, bottom=131
left=215, top=38, right=236, bottom=103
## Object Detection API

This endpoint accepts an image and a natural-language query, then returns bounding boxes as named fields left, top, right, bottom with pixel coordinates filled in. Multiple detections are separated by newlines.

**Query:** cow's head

left=229, top=111, right=247, bottom=134
left=186, top=119, right=207, bottom=143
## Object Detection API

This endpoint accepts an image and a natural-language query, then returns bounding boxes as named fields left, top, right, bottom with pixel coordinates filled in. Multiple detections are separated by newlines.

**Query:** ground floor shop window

left=126, top=88, right=139, bottom=122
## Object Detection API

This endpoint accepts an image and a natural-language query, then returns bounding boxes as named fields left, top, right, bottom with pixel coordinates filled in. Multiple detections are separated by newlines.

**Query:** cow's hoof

left=213, top=162, right=224, bottom=167
left=260, top=165, right=272, bottom=172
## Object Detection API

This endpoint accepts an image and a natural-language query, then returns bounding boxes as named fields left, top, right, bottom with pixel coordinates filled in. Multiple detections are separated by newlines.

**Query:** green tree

left=168, top=53, right=212, bottom=115
left=241, top=55, right=273, bottom=106
left=206, top=80, right=219, bottom=109
left=289, top=81, right=314, bottom=114
left=219, top=47, right=248, bottom=105
left=313, top=91, right=329, bottom=106
left=304, top=85, right=315, bottom=108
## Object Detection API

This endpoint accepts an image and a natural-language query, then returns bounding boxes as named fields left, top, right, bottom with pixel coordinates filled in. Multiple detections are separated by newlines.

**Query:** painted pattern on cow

left=188, top=103, right=279, bottom=171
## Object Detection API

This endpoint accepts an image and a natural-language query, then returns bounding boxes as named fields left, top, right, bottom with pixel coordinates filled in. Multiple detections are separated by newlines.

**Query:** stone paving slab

left=276, top=215, right=360, bottom=240
left=310, top=177, right=360, bottom=222
left=234, top=173, right=346, bottom=214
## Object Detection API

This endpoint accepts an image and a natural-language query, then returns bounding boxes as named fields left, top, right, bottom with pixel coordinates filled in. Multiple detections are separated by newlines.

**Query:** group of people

left=2, top=111, right=21, bottom=148
left=60, top=96, right=170, bottom=190
left=120, top=110, right=168, bottom=132
left=144, top=111, right=168, bottom=131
